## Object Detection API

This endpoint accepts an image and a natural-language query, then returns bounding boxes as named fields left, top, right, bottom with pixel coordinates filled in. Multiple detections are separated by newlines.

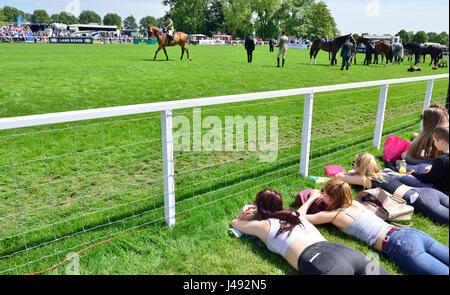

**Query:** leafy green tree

left=303, top=1, right=337, bottom=40
left=1, top=6, right=25, bottom=22
left=413, top=31, right=428, bottom=43
left=275, top=0, right=314, bottom=38
left=163, top=0, right=209, bottom=34
left=427, top=32, right=438, bottom=43
left=397, top=29, right=411, bottom=43
left=139, top=15, right=157, bottom=34
left=78, top=10, right=102, bottom=24
left=435, top=31, right=449, bottom=46
left=252, top=0, right=280, bottom=40
left=0, top=10, right=5, bottom=23
left=51, top=12, right=79, bottom=24
left=31, top=9, right=51, bottom=24
left=223, top=0, right=253, bottom=38
left=123, top=15, right=138, bottom=30
left=205, top=0, right=226, bottom=36
left=103, top=13, right=122, bottom=27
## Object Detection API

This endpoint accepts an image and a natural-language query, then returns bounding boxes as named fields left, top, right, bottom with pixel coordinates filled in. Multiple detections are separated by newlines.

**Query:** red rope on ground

left=25, top=232, right=133, bottom=275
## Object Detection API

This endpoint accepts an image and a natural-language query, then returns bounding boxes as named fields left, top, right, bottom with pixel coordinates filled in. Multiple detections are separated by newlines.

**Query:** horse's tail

left=309, top=42, right=316, bottom=57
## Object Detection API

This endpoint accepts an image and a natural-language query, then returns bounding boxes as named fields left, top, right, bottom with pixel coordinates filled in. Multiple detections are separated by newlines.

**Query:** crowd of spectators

left=0, top=24, right=51, bottom=43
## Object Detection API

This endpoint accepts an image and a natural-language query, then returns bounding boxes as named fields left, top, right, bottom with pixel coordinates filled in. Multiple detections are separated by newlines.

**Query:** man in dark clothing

left=411, top=124, right=449, bottom=196
left=269, top=38, right=275, bottom=52
left=245, top=34, right=255, bottom=63
left=340, top=39, right=353, bottom=70
left=364, top=41, right=374, bottom=66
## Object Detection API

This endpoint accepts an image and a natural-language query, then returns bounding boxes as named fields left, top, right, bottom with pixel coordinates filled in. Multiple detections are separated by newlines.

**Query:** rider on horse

left=165, top=14, right=175, bottom=45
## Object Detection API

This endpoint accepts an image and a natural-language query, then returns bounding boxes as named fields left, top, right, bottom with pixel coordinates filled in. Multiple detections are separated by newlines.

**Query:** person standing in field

left=277, top=32, right=289, bottom=67
left=340, top=39, right=353, bottom=70
left=269, top=37, right=275, bottom=52
left=245, top=33, right=256, bottom=63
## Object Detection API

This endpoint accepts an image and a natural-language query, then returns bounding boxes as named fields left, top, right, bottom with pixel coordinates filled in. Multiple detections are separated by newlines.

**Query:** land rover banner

left=49, top=37, right=93, bottom=44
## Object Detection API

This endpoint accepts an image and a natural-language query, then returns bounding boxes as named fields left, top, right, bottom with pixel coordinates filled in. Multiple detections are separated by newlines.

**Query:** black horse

left=421, top=43, right=444, bottom=66
left=404, top=42, right=422, bottom=65
left=309, top=34, right=353, bottom=66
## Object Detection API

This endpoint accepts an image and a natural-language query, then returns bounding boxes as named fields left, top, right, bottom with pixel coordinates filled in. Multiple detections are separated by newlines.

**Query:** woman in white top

left=231, top=188, right=390, bottom=275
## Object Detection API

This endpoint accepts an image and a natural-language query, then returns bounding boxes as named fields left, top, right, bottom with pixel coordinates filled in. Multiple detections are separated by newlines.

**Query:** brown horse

left=373, top=41, right=392, bottom=65
left=147, top=26, right=191, bottom=61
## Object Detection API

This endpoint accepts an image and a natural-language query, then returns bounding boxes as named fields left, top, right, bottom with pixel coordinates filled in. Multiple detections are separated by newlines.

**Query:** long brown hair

left=254, top=189, right=302, bottom=237
left=322, top=179, right=353, bottom=211
left=408, top=105, right=449, bottom=159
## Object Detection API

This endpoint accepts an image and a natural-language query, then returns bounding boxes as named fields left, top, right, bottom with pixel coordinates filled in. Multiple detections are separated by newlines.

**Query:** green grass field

left=0, top=43, right=448, bottom=275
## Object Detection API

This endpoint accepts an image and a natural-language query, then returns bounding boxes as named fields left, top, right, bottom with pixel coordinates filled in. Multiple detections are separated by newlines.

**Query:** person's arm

left=297, top=190, right=338, bottom=225
left=231, top=218, right=267, bottom=238
left=297, top=189, right=321, bottom=216
left=411, top=157, right=443, bottom=183
left=334, top=172, right=369, bottom=187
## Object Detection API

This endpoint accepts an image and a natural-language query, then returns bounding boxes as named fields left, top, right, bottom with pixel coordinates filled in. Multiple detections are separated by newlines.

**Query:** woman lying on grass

left=297, top=178, right=449, bottom=275
left=335, top=152, right=449, bottom=224
left=231, top=188, right=390, bottom=275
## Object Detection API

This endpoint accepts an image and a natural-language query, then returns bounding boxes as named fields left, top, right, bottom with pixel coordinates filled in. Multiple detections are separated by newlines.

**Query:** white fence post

left=373, top=84, right=389, bottom=149
left=300, top=91, right=314, bottom=177
left=161, top=110, right=176, bottom=227
left=421, top=79, right=435, bottom=130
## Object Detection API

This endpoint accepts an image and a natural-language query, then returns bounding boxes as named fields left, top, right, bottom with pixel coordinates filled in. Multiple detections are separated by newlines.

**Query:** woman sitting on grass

left=335, top=152, right=449, bottom=224
left=297, top=178, right=449, bottom=275
left=231, top=188, right=390, bottom=275
left=400, top=104, right=449, bottom=170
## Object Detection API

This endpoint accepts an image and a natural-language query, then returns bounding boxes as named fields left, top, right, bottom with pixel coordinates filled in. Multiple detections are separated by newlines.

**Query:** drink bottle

left=399, top=160, right=407, bottom=174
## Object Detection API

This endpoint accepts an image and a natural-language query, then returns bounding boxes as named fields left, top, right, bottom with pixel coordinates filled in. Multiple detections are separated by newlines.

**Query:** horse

left=309, top=34, right=353, bottom=65
left=391, top=43, right=404, bottom=65
left=403, top=42, right=422, bottom=65
left=420, top=43, right=443, bottom=66
left=373, top=41, right=392, bottom=65
left=147, top=26, right=191, bottom=61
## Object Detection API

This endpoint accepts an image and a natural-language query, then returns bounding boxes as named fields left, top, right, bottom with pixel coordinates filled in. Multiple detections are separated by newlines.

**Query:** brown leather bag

left=356, top=188, right=414, bottom=222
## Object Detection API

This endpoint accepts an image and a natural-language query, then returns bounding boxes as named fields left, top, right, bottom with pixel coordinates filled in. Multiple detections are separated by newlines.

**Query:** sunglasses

left=352, top=160, right=356, bottom=167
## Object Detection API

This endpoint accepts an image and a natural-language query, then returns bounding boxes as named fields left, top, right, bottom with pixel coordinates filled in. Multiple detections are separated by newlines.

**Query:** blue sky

left=2, top=0, right=449, bottom=35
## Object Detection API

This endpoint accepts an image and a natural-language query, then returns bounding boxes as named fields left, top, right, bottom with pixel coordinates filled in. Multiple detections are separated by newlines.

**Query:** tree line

left=396, top=29, right=449, bottom=46
left=1, top=2, right=448, bottom=44
left=0, top=1, right=339, bottom=40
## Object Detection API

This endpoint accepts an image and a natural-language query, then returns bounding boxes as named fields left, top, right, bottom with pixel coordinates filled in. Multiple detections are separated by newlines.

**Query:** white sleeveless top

left=265, top=215, right=324, bottom=258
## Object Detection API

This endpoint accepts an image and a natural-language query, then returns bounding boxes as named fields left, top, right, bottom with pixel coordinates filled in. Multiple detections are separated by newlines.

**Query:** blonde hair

left=323, top=178, right=353, bottom=211
left=353, top=152, right=385, bottom=183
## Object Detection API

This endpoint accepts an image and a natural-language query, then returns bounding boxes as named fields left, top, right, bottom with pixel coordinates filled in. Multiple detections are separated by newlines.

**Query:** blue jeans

left=404, top=188, right=449, bottom=224
left=384, top=227, right=449, bottom=275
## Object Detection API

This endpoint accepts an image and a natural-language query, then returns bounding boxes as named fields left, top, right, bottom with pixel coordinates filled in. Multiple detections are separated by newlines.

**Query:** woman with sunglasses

left=298, top=178, right=449, bottom=275
left=335, top=152, right=449, bottom=224
left=231, top=188, right=390, bottom=275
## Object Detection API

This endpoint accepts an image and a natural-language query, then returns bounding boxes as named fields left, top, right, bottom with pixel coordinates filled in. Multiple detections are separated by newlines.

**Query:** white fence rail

left=0, top=74, right=448, bottom=274
left=0, top=74, right=448, bottom=229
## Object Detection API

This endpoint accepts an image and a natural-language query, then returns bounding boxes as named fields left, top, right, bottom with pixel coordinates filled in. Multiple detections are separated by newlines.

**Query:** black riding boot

left=282, top=59, right=285, bottom=67
left=277, top=57, right=280, bottom=67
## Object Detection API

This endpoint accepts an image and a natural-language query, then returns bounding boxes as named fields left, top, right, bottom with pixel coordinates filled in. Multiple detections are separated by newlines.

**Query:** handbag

left=382, top=134, right=411, bottom=163
left=356, top=188, right=414, bottom=222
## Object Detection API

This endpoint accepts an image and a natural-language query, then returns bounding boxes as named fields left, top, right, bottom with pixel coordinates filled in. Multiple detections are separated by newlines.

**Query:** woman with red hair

left=231, top=188, right=390, bottom=275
